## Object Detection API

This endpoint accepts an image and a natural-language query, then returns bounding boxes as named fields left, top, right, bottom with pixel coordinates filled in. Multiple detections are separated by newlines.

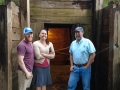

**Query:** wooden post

left=94, top=0, right=104, bottom=90
left=7, top=2, right=12, bottom=90
left=27, top=0, right=30, bottom=27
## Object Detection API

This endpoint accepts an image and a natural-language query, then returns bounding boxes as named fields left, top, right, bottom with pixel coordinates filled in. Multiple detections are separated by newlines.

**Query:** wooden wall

left=7, top=1, right=31, bottom=90
left=95, top=1, right=120, bottom=90
left=30, top=0, right=93, bottom=40
left=10, top=2, right=21, bottom=90
left=11, top=0, right=29, bottom=90
left=30, top=0, right=93, bottom=66
left=112, top=6, right=120, bottom=90
left=6, top=1, right=22, bottom=90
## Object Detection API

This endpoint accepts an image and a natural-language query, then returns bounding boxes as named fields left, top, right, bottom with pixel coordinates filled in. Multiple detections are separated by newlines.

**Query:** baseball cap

left=23, top=27, right=33, bottom=34
left=74, top=27, right=84, bottom=32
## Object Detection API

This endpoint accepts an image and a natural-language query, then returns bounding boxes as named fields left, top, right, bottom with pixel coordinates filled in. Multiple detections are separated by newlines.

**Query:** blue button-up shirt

left=69, top=37, right=96, bottom=64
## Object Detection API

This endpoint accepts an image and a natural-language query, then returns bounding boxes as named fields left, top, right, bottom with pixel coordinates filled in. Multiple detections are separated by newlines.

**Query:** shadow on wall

left=0, top=5, right=7, bottom=71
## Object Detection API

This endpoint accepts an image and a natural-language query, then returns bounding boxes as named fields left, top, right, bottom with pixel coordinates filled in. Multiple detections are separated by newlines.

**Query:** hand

left=70, top=66, right=74, bottom=72
left=41, top=53, right=46, bottom=56
left=25, top=72, right=32, bottom=79
left=84, top=65, right=89, bottom=69
left=40, top=53, right=46, bottom=59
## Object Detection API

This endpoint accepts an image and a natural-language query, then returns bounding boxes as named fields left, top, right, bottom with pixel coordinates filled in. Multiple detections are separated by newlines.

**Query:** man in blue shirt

left=68, top=27, right=96, bottom=90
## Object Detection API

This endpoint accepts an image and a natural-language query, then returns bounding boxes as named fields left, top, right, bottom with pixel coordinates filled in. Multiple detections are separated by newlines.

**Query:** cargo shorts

left=18, top=70, right=33, bottom=90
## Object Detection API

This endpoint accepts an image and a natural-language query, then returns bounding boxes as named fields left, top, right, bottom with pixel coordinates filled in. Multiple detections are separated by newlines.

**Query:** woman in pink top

left=31, top=29, right=55, bottom=90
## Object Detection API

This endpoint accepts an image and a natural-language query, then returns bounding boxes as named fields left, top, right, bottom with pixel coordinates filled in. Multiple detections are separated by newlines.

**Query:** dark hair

left=38, top=29, right=49, bottom=45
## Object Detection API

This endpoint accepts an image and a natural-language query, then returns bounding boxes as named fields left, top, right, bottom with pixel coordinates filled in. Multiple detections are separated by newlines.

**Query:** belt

left=74, top=63, right=87, bottom=67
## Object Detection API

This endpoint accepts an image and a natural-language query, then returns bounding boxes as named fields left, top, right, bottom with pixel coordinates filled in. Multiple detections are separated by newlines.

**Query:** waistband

left=74, top=63, right=87, bottom=67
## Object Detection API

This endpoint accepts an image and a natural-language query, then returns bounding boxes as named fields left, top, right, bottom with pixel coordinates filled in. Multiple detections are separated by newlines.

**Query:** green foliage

left=0, top=0, right=5, bottom=5
left=103, top=0, right=109, bottom=8
left=0, top=0, right=20, bottom=5
left=12, top=0, right=20, bottom=6
left=103, top=0, right=120, bottom=8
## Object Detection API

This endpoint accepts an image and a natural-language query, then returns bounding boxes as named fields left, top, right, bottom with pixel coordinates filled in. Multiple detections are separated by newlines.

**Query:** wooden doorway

left=45, top=24, right=72, bottom=90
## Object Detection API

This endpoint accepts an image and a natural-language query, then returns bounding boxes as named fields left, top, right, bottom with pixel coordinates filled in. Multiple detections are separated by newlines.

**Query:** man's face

left=24, top=32, right=33, bottom=42
left=75, top=31, right=84, bottom=41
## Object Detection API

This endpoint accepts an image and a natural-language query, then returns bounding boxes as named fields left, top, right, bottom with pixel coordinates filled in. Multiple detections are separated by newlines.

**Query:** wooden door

left=48, top=28, right=70, bottom=65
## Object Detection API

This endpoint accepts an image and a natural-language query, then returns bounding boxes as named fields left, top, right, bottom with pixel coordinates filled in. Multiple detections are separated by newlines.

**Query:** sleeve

left=49, top=42, right=55, bottom=59
left=33, top=42, right=41, bottom=60
left=17, top=44, right=26, bottom=56
left=88, top=40, right=96, bottom=54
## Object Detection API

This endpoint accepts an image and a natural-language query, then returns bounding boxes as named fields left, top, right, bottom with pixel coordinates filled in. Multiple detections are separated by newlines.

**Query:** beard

left=75, top=36, right=82, bottom=41
left=24, top=36, right=33, bottom=42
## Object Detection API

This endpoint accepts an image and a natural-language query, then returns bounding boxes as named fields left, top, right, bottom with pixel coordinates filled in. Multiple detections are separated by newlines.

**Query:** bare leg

left=36, top=87, right=42, bottom=90
left=41, top=85, right=46, bottom=90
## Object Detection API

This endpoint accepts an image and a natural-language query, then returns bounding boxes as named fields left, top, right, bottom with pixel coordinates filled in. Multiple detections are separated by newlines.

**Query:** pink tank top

left=34, top=59, right=49, bottom=67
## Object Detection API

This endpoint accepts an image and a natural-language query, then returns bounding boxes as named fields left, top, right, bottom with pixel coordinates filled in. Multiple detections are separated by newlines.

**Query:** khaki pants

left=18, top=70, right=33, bottom=90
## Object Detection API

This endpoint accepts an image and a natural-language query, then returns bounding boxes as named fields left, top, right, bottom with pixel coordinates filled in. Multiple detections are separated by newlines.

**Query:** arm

left=84, top=52, right=96, bottom=69
left=18, top=55, right=32, bottom=79
left=69, top=54, right=74, bottom=71
left=41, top=51, right=55, bottom=59
left=33, top=42, right=45, bottom=60
left=41, top=43, right=55, bottom=59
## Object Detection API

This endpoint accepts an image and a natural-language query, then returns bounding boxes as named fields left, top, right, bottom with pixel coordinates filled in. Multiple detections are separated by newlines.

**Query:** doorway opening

left=44, top=23, right=73, bottom=90
left=45, top=23, right=73, bottom=65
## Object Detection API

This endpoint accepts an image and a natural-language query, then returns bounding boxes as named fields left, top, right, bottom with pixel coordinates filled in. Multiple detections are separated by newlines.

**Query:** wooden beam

left=30, top=8, right=92, bottom=17
left=30, top=0, right=91, bottom=1
left=30, top=1, right=92, bottom=9
left=7, top=2, right=12, bottom=90
left=30, top=16, right=92, bottom=24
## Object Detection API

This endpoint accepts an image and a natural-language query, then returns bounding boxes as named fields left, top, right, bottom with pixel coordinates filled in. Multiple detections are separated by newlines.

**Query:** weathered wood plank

left=30, top=0, right=91, bottom=1
left=30, top=1, right=92, bottom=9
left=31, top=22, right=44, bottom=41
left=12, top=14, right=20, bottom=28
left=11, top=1, right=19, bottom=15
left=7, top=3, right=12, bottom=90
left=101, top=31, right=109, bottom=43
left=12, top=28, right=21, bottom=40
left=31, top=16, right=92, bottom=24
left=30, top=8, right=92, bottom=16
left=20, top=0, right=29, bottom=33
left=12, top=41, right=20, bottom=53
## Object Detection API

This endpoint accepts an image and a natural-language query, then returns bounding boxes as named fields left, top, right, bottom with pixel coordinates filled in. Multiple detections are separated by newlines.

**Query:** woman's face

left=39, top=30, right=47, bottom=40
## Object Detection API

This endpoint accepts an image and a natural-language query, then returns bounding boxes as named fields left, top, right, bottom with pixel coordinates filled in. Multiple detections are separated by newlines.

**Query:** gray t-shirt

left=17, top=40, right=34, bottom=72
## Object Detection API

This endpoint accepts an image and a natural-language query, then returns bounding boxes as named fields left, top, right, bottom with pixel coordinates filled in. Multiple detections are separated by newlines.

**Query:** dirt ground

left=47, top=65, right=70, bottom=90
